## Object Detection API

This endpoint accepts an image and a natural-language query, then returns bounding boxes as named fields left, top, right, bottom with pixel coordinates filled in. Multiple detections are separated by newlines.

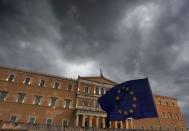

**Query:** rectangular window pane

left=64, top=99, right=71, bottom=108
left=101, top=88, right=104, bottom=95
left=29, top=117, right=36, bottom=124
left=95, top=86, right=100, bottom=95
left=34, top=96, right=42, bottom=105
left=0, top=91, right=7, bottom=101
left=7, top=74, right=15, bottom=82
left=39, top=80, right=45, bottom=87
left=67, top=84, right=72, bottom=91
left=54, top=82, right=59, bottom=89
left=10, top=115, right=17, bottom=123
left=49, top=97, right=57, bottom=107
left=95, top=100, right=100, bottom=108
left=17, top=93, right=25, bottom=103
left=24, top=77, right=31, bottom=84
left=46, top=118, right=52, bottom=125
left=176, top=114, right=180, bottom=120
left=84, top=85, right=89, bottom=93
left=62, top=120, right=69, bottom=127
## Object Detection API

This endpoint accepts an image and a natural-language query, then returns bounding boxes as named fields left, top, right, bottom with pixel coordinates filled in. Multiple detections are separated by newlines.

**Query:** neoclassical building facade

left=0, top=66, right=187, bottom=130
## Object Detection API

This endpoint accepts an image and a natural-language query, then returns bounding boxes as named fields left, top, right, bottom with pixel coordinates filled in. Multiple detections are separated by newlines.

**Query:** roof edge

left=0, top=65, right=77, bottom=81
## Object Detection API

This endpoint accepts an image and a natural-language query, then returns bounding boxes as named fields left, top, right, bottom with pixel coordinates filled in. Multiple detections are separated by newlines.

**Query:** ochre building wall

left=0, top=66, right=187, bottom=130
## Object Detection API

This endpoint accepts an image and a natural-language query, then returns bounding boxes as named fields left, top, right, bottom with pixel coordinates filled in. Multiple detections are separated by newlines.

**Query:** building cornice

left=0, top=65, right=76, bottom=81
left=154, top=94, right=177, bottom=100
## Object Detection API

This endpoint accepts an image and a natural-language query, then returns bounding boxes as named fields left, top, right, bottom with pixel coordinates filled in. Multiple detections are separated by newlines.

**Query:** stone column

left=125, top=119, right=128, bottom=129
left=109, top=121, right=112, bottom=128
left=120, top=121, right=123, bottom=129
left=82, top=115, right=86, bottom=127
left=115, top=121, right=118, bottom=129
left=102, top=117, right=105, bottom=128
left=89, top=116, right=93, bottom=127
left=76, top=115, right=79, bottom=126
left=131, top=118, right=133, bottom=129
left=96, top=116, right=99, bottom=128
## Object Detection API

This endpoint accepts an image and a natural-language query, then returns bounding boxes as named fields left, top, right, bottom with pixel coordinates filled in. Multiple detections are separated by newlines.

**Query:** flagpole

left=146, top=77, right=162, bottom=129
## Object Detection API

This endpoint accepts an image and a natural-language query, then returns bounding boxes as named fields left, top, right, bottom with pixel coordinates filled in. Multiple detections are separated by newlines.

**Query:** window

left=46, top=118, right=53, bottom=125
left=82, top=101, right=89, bottom=107
left=24, top=77, right=31, bottom=84
left=170, top=113, right=173, bottom=119
left=10, top=115, right=17, bottom=123
left=159, top=100, right=162, bottom=105
left=39, top=80, right=45, bottom=87
left=162, top=112, right=166, bottom=119
left=167, top=127, right=170, bottom=131
left=7, top=74, right=15, bottom=82
left=84, top=84, right=89, bottom=93
left=28, top=117, right=36, bottom=124
left=176, top=113, right=180, bottom=120
left=17, top=93, right=25, bottom=104
left=94, top=99, right=100, bottom=108
left=64, top=99, right=71, bottom=108
left=172, top=102, right=176, bottom=106
left=33, top=96, right=42, bottom=105
left=53, top=82, right=59, bottom=89
left=101, top=88, right=105, bottom=95
left=0, top=91, right=7, bottom=101
left=167, top=112, right=173, bottom=119
left=174, top=125, right=177, bottom=131
left=67, top=83, right=73, bottom=91
left=95, top=86, right=100, bottom=95
left=165, top=101, right=169, bottom=106
left=49, top=97, right=57, bottom=107
left=62, top=120, right=69, bottom=127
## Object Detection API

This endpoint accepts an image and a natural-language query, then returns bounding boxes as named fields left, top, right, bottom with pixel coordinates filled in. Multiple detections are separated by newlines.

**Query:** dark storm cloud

left=0, top=0, right=189, bottom=126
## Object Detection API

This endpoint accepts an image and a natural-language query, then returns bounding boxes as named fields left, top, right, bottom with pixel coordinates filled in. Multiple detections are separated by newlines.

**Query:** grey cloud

left=0, top=0, right=189, bottom=127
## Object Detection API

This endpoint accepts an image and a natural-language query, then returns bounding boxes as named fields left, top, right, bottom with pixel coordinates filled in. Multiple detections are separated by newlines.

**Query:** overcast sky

left=0, top=0, right=189, bottom=127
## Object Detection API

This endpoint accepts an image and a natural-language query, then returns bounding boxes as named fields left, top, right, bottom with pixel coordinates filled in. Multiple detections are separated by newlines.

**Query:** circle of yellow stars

left=115, top=86, right=137, bottom=116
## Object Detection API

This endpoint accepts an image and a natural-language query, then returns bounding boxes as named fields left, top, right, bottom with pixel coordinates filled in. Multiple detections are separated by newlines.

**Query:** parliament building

left=0, top=66, right=187, bottom=130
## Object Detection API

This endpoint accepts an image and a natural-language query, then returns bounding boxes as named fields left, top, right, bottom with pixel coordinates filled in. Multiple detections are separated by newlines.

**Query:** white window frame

left=46, top=117, right=53, bottom=125
left=94, top=86, right=101, bottom=95
left=63, top=99, right=71, bottom=109
left=49, top=97, right=57, bottom=107
left=9, top=115, right=17, bottom=123
left=67, top=83, right=73, bottom=91
left=53, top=81, right=59, bottom=89
left=33, top=96, right=42, bottom=106
left=62, top=119, right=69, bottom=127
left=23, top=77, right=31, bottom=85
left=16, top=93, right=25, bottom=104
left=176, top=113, right=180, bottom=120
left=7, top=74, right=16, bottom=82
left=28, top=116, right=36, bottom=124
left=0, top=91, right=8, bottom=101
left=39, top=79, right=46, bottom=87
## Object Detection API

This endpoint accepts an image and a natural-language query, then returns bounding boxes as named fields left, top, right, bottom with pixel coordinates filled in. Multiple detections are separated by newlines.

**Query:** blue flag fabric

left=98, top=78, right=158, bottom=125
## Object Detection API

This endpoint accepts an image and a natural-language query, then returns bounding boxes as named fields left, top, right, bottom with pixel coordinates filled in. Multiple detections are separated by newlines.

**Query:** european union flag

left=98, top=78, right=158, bottom=126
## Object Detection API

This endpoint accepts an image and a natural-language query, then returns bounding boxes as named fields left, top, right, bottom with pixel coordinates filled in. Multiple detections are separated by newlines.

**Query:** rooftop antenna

left=100, top=68, right=104, bottom=77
